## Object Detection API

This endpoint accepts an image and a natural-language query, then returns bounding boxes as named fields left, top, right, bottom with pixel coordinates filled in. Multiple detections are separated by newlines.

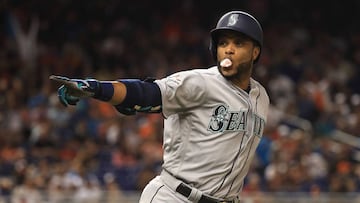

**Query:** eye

left=217, top=39, right=227, bottom=47
left=234, top=39, right=244, bottom=46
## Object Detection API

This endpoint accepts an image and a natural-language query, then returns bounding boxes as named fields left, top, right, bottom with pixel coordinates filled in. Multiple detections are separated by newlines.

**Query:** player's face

left=216, top=31, right=260, bottom=81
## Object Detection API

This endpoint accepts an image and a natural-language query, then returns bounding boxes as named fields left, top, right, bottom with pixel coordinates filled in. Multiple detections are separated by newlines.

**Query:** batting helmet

left=210, top=11, right=263, bottom=63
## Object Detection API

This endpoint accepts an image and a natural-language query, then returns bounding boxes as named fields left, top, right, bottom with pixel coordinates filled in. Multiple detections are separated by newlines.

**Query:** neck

left=230, top=60, right=253, bottom=90
left=232, top=78, right=251, bottom=91
left=230, top=68, right=252, bottom=90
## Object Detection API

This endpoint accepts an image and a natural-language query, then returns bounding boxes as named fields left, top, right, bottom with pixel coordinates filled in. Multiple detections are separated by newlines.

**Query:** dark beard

left=218, top=59, right=253, bottom=80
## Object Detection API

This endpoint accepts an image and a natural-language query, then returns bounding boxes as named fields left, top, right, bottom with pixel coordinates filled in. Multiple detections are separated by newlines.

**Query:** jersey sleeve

left=154, top=70, right=207, bottom=118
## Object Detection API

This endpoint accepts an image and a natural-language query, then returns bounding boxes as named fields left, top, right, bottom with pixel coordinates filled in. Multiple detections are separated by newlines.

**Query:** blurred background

left=1, top=0, right=360, bottom=202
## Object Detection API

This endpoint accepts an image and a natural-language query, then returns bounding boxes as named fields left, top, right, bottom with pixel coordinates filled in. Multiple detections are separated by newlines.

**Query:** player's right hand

left=50, top=75, right=100, bottom=107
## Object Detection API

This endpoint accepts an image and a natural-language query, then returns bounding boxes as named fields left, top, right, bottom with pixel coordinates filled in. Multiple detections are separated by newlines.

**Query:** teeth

left=220, top=58, right=232, bottom=67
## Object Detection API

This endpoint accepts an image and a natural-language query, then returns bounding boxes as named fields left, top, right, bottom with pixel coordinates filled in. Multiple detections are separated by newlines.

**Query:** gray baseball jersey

left=154, top=66, right=269, bottom=199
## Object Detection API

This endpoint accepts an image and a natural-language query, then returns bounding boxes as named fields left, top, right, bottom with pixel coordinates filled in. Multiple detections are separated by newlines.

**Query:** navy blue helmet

left=210, top=11, right=263, bottom=63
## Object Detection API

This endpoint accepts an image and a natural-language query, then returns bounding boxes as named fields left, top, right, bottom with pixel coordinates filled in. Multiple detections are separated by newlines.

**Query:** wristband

left=87, top=80, right=114, bottom=101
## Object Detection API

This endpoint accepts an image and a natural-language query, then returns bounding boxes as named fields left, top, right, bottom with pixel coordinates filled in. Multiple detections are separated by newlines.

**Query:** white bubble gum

left=220, top=58, right=232, bottom=67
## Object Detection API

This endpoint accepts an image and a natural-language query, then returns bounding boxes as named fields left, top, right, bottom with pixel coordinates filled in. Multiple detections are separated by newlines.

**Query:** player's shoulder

left=173, top=66, right=218, bottom=75
left=251, top=78, right=270, bottom=103
left=251, top=78, right=266, bottom=90
left=155, top=67, right=212, bottom=90
left=181, top=66, right=220, bottom=82
left=165, top=66, right=219, bottom=81
left=191, top=66, right=219, bottom=75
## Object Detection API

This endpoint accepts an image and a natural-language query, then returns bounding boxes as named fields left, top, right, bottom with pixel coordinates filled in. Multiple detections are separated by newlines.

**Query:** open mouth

left=220, top=58, right=232, bottom=67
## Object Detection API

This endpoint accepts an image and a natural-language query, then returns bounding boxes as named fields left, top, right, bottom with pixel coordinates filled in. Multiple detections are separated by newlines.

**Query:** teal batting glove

left=50, top=75, right=100, bottom=107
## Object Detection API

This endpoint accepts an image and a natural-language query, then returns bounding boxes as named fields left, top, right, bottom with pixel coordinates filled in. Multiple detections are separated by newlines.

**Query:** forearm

left=108, top=81, right=127, bottom=105
left=52, top=75, right=161, bottom=113
left=95, top=79, right=162, bottom=115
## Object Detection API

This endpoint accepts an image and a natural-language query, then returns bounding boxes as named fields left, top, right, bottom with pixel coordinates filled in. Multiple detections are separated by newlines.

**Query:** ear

left=252, top=46, right=260, bottom=61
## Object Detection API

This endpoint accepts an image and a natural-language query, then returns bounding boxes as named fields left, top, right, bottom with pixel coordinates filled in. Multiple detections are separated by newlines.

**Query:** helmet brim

left=210, top=27, right=262, bottom=47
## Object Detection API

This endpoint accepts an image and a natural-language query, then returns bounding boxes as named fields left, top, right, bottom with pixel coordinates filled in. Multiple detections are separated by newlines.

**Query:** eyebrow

left=218, top=34, right=251, bottom=42
left=218, top=31, right=252, bottom=41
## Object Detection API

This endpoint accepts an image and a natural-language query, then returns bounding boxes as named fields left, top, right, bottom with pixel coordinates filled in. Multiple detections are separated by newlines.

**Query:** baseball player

left=50, top=10, right=269, bottom=203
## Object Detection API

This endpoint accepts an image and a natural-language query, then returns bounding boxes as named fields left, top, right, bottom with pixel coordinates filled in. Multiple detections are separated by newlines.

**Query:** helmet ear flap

left=252, top=45, right=261, bottom=62
left=209, top=39, right=217, bottom=61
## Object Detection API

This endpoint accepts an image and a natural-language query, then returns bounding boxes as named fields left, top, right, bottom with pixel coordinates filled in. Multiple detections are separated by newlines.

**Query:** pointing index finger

left=49, top=75, right=79, bottom=89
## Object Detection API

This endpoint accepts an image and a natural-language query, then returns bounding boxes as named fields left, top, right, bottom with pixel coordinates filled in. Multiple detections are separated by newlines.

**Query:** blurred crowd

left=1, top=0, right=360, bottom=202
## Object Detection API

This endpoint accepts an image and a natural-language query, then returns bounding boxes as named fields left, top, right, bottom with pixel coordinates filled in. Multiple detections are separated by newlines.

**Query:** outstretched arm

left=111, top=82, right=126, bottom=104
left=50, top=75, right=162, bottom=115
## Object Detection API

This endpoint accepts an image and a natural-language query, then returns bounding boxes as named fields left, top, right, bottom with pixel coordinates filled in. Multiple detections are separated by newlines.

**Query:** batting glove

left=50, top=75, right=100, bottom=107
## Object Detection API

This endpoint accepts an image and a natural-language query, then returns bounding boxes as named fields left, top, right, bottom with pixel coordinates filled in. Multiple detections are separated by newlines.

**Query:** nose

left=224, top=44, right=235, bottom=55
